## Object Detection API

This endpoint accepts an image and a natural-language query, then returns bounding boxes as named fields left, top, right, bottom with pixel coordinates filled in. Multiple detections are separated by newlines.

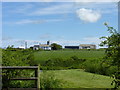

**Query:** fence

left=1, top=65, right=40, bottom=89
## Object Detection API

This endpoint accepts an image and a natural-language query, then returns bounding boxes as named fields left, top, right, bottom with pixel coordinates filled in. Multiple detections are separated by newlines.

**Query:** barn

left=79, top=44, right=96, bottom=49
left=64, top=46, right=79, bottom=49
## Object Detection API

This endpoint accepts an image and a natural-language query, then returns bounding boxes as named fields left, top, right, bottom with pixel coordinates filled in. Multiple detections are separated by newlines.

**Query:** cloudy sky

left=2, top=1, right=119, bottom=48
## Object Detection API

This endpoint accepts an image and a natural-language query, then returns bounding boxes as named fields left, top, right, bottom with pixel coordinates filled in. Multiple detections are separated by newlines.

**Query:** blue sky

left=2, top=1, right=118, bottom=48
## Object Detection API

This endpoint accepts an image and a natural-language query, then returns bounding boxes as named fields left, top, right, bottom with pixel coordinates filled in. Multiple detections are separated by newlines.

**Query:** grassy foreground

left=41, top=69, right=114, bottom=88
left=34, top=50, right=105, bottom=63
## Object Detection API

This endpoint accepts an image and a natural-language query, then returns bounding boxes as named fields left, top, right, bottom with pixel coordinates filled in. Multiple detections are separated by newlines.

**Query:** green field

left=35, top=50, right=114, bottom=88
left=34, top=50, right=105, bottom=63
left=41, top=69, right=114, bottom=88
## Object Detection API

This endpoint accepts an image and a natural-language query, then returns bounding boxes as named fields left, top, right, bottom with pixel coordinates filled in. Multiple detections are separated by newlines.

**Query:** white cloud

left=14, top=19, right=46, bottom=24
left=52, top=37, right=101, bottom=45
left=5, top=2, right=117, bottom=18
left=29, top=4, right=73, bottom=16
left=83, top=37, right=101, bottom=44
left=5, top=19, right=63, bottom=25
left=11, top=4, right=34, bottom=14
left=74, top=2, right=118, bottom=14
left=76, top=8, right=101, bottom=23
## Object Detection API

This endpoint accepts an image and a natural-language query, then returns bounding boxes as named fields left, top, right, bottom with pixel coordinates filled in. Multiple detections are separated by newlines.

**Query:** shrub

left=41, top=56, right=86, bottom=70
left=106, top=66, right=117, bottom=76
left=83, top=59, right=101, bottom=74
left=2, top=49, right=35, bottom=88
left=71, top=56, right=79, bottom=60
left=40, top=71, right=64, bottom=88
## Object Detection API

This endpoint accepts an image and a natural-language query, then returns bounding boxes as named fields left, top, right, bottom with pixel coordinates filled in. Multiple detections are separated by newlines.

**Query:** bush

left=83, top=59, right=118, bottom=76
left=2, top=49, right=35, bottom=88
left=83, top=59, right=102, bottom=74
left=40, top=71, right=64, bottom=88
left=41, top=56, right=86, bottom=70
left=106, top=66, right=117, bottom=76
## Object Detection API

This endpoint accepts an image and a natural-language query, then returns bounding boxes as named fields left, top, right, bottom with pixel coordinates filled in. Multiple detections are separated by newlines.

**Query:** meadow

left=2, top=49, right=116, bottom=88
left=40, top=69, right=114, bottom=88
left=34, top=50, right=105, bottom=63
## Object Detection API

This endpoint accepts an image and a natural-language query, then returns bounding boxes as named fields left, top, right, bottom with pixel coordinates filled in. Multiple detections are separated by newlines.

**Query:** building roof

left=34, top=45, right=39, bottom=47
left=39, top=44, right=50, bottom=47
left=18, top=46, right=25, bottom=49
left=65, top=46, right=79, bottom=47
left=34, top=44, right=50, bottom=47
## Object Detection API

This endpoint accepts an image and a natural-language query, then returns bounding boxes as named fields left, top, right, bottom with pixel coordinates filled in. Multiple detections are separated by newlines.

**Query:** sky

left=2, top=1, right=119, bottom=48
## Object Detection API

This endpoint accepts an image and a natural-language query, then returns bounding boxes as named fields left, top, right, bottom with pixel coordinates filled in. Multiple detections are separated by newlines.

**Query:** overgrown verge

left=40, top=56, right=86, bottom=70
left=38, top=56, right=117, bottom=77
left=40, top=71, right=65, bottom=88
left=2, top=48, right=35, bottom=88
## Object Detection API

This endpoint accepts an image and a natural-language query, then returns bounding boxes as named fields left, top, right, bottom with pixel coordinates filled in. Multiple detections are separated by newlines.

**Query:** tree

left=100, top=23, right=120, bottom=89
left=51, top=43, right=62, bottom=50
left=7, top=45, right=14, bottom=49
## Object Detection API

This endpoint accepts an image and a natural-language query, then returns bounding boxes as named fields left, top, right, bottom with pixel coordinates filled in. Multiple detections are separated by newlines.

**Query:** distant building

left=47, top=41, right=50, bottom=45
left=33, top=45, right=39, bottom=50
left=64, top=46, right=79, bottom=49
left=33, top=44, right=51, bottom=50
left=40, top=44, right=51, bottom=50
left=25, top=42, right=27, bottom=49
left=33, top=41, right=51, bottom=50
left=18, top=45, right=25, bottom=49
left=64, top=44, right=96, bottom=49
left=79, top=44, right=96, bottom=49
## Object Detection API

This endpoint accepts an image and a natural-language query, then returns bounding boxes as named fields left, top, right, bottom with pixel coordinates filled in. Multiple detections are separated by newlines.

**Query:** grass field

left=34, top=50, right=105, bottom=63
left=41, top=69, right=114, bottom=88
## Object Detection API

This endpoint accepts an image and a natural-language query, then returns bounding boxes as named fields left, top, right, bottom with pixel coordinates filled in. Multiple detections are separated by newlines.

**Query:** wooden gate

left=1, top=65, right=40, bottom=89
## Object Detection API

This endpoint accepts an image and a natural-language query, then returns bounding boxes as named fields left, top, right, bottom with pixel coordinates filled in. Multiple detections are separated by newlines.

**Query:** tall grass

left=34, top=50, right=105, bottom=63
left=40, top=71, right=65, bottom=88
left=40, top=69, right=114, bottom=88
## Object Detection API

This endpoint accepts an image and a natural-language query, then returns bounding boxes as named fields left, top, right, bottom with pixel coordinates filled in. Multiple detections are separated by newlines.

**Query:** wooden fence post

left=37, top=64, right=40, bottom=89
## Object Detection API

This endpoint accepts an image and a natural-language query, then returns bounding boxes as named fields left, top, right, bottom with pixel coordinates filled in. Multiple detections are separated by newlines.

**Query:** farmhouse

left=33, top=44, right=51, bottom=50
left=33, top=41, right=51, bottom=50
left=18, top=45, right=25, bottom=49
left=79, top=44, right=96, bottom=49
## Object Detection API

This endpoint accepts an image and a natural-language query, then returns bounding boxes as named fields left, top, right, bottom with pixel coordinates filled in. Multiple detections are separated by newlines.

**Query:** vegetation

left=2, top=23, right=119, bottom=88
left=33, top=49, right=117, bottom=77
left=34, top=50, right=105, bottom=63
left=2, top=47, right=113, bottom=88
left=51, top=43, right=62, bottom=50
left=2, top=46, right=35, bottom=88
left=40, top=56, right=86, bottom=70
left=40, top=71, right=64, bottom=88
left=100, top=23, right=120, bottom=89
left=41, top=69, right=114, bottom=88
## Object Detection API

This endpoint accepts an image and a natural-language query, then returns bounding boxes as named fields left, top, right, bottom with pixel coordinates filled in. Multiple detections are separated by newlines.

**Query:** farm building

left=33, top=44, right=51, bottom=50
left=33, top=41, right=51, bottom=50
left=18, top=45, right=25, bottom=49
left=65, top=44, right=96, bottom=49
left=64, top=46, right=79, bottom=49
left=79, top=44, right=96, bottom=49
